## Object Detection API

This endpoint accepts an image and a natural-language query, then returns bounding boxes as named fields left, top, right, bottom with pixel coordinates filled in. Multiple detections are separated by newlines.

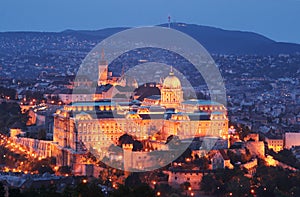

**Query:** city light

left=0, top=15, right=298, bottom=197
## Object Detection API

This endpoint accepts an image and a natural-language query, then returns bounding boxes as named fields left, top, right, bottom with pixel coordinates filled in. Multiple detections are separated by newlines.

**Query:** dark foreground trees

left=200, top=168, right=251, bottom=196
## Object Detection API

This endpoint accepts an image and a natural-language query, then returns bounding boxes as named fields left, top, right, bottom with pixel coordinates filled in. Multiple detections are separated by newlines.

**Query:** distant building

left=243, top=133, right=265, bottom=157
left=265, top=135, right=284, bottom=152
left=285, top=132, right=300, bottom=149
left=244, top=133, right=259, bottom=142
left=245, top=141, right=265, bottom=158
left=97, top=50, right=119, bottom=86
left=72, top=75, right=93, bottom=88
left=207, top=149, right=233, bottom=170
left=166, top=168, right=204, bottom=190
left=241, top=158, right=258, bottom=177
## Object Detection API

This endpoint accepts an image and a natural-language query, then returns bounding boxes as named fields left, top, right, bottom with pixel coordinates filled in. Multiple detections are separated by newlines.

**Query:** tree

left=133, top=184, right=155, bottom=197
left=118, top=134, right=143, bottom=151
left=225, top=176, right=251, bottom=197
left=197, top=157, right=209, bottom=170
left=118, top=133, right=134, bottom=146
left=75, top=180, right=104, bottom=197
left=58, top=166, right=71, bottom=175
left=0, top=102, right=28, bottom=134
left=125, top=173, right=142, bottom=189
left=254, top=164, right=296, bottom=196
left=111, top=183, right=154, bottom=197
left=155, top=183, right=182, bottom=197
left=272, top=149, right=300, bottom=168
left=133, top=140, right=143, bottom=151
left=111, top=185, right=130, bottom=197
left=200, top=168, right=246, bottom=196
left=30, top=158, right=55, bottom=174
left=201, top=174, right=217, bottom=194
left=9, top=188, right=21, bottom=197
left=0, top=182, right=5, bottom=197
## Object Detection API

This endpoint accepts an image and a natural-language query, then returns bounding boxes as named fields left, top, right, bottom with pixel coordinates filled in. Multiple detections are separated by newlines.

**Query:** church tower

left=98, top=49, right=108, bottom=86
left=161, top=67, right=183, bottom=109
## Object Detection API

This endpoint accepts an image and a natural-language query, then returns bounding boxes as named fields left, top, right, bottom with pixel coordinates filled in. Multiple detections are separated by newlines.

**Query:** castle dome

left=163, top=68, right=181, bottom=89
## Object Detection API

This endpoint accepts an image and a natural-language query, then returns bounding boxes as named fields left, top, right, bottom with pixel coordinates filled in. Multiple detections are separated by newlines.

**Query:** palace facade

left=52, top=66, right=228, bottom=168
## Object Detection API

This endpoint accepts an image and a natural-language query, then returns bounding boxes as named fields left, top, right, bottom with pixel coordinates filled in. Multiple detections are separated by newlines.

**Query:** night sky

left=1, top=0, right=300, bottom=43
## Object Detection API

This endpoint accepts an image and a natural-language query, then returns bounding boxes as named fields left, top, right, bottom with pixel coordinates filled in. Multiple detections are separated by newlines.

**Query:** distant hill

left=62, top=27, right=129, bottom=40
left=163, top=23, right=300, bottom=55
left=1, top=23, right=300, bottom=55
left=60, top=23, right=300, bottom=55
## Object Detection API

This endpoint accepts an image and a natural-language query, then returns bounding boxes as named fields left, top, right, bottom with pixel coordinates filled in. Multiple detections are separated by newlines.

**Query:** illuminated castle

left=52, top=61, right=228, bottom=168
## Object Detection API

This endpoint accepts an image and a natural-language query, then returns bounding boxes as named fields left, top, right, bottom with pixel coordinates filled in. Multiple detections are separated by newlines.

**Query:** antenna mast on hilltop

left=168, top=15, right=171, bottom=28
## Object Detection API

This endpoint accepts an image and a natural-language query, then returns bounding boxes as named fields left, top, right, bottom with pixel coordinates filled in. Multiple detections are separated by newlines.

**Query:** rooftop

left=182, top=99, right=223, bottom=106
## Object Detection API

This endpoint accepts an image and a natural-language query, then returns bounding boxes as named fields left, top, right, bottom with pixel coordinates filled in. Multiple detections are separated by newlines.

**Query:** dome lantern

left=163, top=66, right=181, bottom=89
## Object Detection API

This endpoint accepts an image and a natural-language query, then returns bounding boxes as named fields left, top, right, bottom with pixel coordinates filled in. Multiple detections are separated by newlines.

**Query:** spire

left=121, top=65, right=125, bottom=77
left=101, top=49, right=105, bottom=60
left=99, top=48, right=108, bottom=66
left=170, top=66, right=174, bottom=75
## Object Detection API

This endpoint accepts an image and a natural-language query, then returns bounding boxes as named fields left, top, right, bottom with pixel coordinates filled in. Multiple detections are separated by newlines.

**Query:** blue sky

left=1, top=0, right=300, bottom=43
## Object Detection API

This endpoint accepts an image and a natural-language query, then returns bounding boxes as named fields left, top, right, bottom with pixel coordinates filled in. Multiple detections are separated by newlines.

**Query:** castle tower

left=122, top=144, right=133, bottom=177
left=98, top=49, right=108, bottom=86
left=161, top=67, right=183, bottom=109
